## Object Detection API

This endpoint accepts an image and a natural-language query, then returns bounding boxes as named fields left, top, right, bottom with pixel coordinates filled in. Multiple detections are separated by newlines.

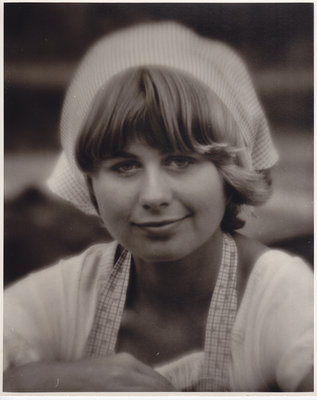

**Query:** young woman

left=4, top=22, right=313, bottom=392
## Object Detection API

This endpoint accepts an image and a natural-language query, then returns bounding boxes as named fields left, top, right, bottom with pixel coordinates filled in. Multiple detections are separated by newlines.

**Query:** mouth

left=131, top=216, right=189, bottom=236
left=132, top=216, right=188, bottom=228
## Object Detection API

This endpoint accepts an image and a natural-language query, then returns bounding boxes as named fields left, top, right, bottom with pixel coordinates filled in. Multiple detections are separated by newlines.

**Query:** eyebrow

left=107, top=151, right=139, bottom=159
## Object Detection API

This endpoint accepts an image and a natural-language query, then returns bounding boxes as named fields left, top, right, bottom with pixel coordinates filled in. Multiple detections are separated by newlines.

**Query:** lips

left=131, top=216, right=189, bottom=236
left=133, top=216, right=187, bottom=228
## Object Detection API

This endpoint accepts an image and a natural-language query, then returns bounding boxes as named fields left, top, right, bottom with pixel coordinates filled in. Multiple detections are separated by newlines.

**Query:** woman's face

left=91, top=139, right=226, bottom=262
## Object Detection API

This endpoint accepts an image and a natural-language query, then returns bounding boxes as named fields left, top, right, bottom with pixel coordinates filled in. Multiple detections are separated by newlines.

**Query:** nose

left=139, top=168, right=172, bottom=210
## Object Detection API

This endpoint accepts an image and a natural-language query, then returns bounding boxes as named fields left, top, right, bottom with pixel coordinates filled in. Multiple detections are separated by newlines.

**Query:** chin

left=132, top=245, right=193, bottom=263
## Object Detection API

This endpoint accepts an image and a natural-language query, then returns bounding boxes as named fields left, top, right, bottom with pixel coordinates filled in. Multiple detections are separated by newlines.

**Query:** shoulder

left=4, top=241, right=119, bottom=369
left=57, top=240, right=119, bottom=287
left=9, top=240, right=117, bottom=284
left=234, top=233, right=313, bottom=326
left=4, top=240, right=119, bottom=308
left=249, top=247, right=313, bottom=305
left=233, top=233, right=312, bottom=305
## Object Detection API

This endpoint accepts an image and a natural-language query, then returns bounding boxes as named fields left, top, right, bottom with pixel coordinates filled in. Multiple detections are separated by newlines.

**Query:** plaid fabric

left=86, top=234, right=237, bottom=391
left=196, top=233, right=237, bottom=391
left=86, top=248, right=131, bottom=356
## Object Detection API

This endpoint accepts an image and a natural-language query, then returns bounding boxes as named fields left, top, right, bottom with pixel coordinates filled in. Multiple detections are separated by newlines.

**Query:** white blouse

left=4, top=241, right=313, bottom=392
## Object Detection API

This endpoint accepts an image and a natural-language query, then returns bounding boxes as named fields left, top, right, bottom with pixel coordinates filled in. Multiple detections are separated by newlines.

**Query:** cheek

left=93, top=180, right=132, bottom=228
left=197, top=186, right=226, bottom=223
left=189, top=169, right=227, bottom=218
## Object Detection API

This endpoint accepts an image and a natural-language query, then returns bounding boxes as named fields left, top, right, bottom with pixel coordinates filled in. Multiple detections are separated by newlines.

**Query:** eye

left=111, top=160, right=141, bottom=176
left=164, top=155, right=196, bottom=170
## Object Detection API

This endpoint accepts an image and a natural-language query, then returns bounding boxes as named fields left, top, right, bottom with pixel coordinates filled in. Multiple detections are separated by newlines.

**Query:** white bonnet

left=47, top=21, right=278, bottom=215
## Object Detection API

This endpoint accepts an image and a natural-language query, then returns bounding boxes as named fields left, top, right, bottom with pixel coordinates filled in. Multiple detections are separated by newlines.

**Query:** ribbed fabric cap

left=47, top=21, right=278, bottom=215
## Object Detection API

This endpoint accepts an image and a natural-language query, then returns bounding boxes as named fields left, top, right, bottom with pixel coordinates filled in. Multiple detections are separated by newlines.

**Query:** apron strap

left=86, top=248, right=131, bottom=357
left=86, top=234, right=238, bottom=392
left=196, top=233, right=238, bottom=391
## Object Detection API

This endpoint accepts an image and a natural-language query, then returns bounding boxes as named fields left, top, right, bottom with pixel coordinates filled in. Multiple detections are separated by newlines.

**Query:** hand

left=4, top=352, right=177, bottom=392
left=72, top=352, right=176, bottom=391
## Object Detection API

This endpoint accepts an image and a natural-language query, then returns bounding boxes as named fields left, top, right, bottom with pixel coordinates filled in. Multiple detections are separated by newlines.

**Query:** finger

left=109, top=367, right=176, bottom=391
left=115, top=352, right=160, bottom=377
left=114, top=353, right=176, bottom=390
left=104, top=375, right=175, bottom=392
left=123, top=384, right=177, bottom=392
left=134, top=370, right=176, bottom=391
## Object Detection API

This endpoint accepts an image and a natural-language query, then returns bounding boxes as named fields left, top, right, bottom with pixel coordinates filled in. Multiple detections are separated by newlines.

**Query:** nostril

left=142, top=201, right=169, bottom=210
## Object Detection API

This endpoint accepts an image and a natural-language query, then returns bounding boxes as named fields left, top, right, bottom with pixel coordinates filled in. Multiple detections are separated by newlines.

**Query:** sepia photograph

left=3, top=2, right=314, bottom=393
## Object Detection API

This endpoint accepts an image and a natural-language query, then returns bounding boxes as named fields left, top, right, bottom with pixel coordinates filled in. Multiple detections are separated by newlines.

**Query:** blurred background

left=4, top=3, right=313, bottom=285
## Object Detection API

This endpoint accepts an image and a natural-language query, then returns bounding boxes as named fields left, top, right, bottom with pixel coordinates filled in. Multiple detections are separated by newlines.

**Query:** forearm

left=3, top=353, right=176, bottom=392
left=3, top=361, right=83, bottom=392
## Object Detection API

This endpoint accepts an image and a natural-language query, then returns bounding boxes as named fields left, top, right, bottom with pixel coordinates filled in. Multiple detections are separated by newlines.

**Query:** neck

left=131, top=229, right=224, bottom=312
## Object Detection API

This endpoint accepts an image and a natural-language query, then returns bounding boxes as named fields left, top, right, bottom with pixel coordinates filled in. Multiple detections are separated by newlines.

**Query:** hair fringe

left=76, top=65, right=273, bottom=233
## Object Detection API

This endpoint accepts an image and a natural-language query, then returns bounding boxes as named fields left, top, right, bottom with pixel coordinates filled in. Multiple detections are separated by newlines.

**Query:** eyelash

left=110, top=155, right=197, bottom=176
left=164, top=156, right=196, bottom=169
left=111, top=161, right=141, bottom=175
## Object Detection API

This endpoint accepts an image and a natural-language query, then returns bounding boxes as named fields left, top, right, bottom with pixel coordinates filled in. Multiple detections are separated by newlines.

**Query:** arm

left=3, top=353, right=176, bottom=392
